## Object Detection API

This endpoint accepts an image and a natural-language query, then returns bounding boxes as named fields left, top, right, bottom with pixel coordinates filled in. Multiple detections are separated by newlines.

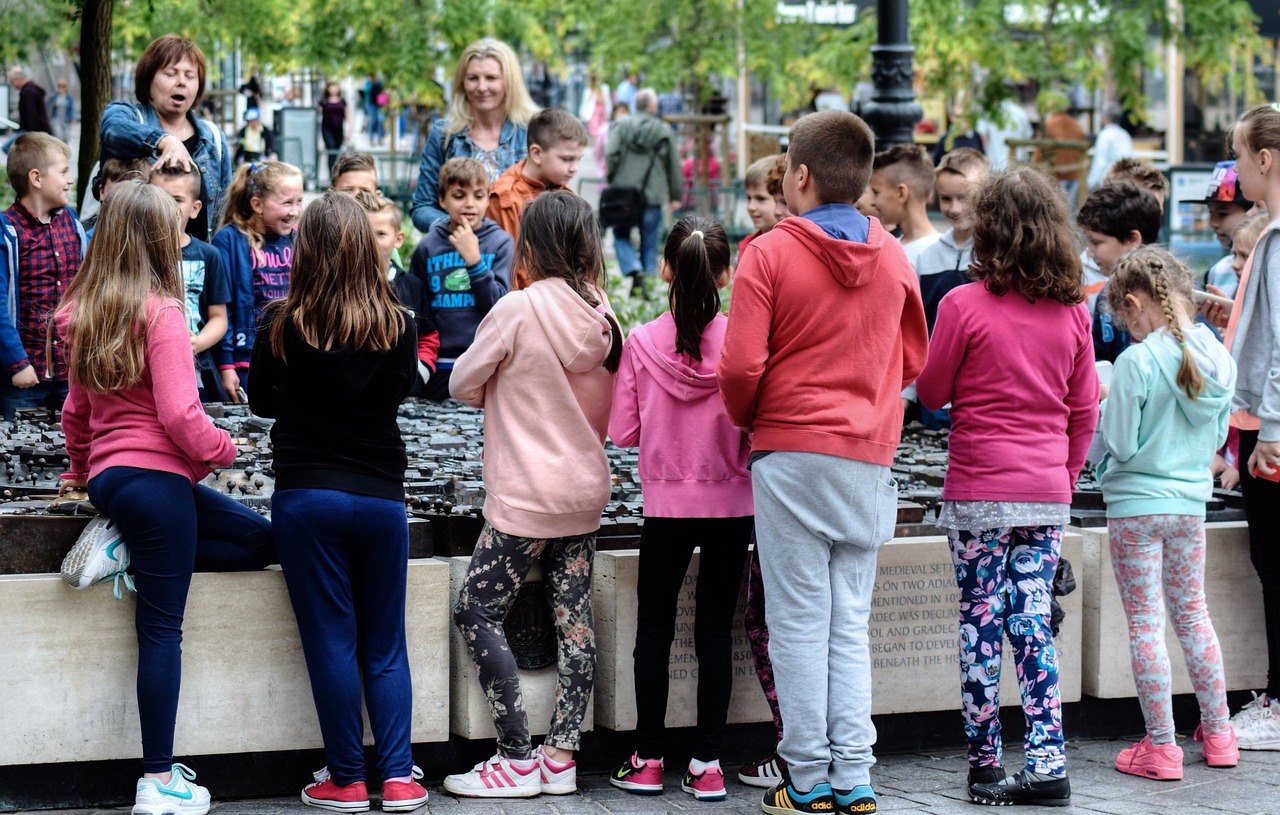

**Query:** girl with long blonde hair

left=55, top=179, right=274, bottom=814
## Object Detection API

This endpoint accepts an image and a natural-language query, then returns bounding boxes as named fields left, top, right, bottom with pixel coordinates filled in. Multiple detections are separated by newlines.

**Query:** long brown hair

left=1107, top=246, right=1204, bottom=399
left=970, top=167, right=1083, bottom=306
left=514, top=191, right=622, bottom=373
left=267, top=191, right=406, bottom=360
left=664, top=216, right=729, bottom=360
left=54, top=180, right=183, bottom=393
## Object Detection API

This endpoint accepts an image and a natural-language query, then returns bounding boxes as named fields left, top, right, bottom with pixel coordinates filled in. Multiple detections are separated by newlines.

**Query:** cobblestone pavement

left=21, top=737, right=1280, bottom=815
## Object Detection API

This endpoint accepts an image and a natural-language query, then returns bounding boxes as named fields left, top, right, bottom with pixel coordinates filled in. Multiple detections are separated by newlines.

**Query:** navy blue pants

left=87, top=467, right=275, bottom=773
left=272, top=488, right=414, bottom=784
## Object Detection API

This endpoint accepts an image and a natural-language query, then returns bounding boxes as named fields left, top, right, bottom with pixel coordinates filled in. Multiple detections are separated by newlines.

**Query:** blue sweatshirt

left=1097, top=323, right=1236, bottom=517
left=408, top=218, right=513, bottom=367
left=212, top=226, right=294, bottom=368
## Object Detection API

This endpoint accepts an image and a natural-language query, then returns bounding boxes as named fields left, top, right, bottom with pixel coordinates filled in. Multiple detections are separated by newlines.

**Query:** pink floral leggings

left=1108, top=515, right=1230, bottom=744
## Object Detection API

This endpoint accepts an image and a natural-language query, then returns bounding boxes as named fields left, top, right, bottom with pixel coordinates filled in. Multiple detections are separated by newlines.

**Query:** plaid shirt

left=4, top=200, right=81, bottom=380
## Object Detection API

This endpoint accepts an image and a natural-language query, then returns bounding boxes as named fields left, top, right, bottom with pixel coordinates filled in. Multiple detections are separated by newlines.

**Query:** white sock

left=689, top=758, right=721, bottom=773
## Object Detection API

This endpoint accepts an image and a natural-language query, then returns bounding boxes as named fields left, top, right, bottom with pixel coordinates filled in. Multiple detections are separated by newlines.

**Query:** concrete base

left=592, top=535, right=1082, bottom=728
left=448, top=556, right=595, bottom=741
left=1078, top=521, right=1265, bottom=698
left=0, top=560, right=450, bottom=766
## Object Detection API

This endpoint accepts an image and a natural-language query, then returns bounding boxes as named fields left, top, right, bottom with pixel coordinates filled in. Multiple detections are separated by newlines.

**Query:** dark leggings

left=633, top=516, right=752, bottom=760
left=745, top=543, right=784, bottom=743
left=1238, top=430, right=1280, bottom=697
left=88, top=467, right=275, bottom=773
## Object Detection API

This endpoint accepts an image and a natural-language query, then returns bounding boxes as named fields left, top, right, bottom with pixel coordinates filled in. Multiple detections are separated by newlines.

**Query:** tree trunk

left=76, top=0, right=113, bottom=209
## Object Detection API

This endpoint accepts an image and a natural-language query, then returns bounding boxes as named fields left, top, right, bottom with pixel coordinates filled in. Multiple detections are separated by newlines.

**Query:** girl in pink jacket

left=446, top=191, right=622, bottom=799
left=606, top=216, right=752, bottom=802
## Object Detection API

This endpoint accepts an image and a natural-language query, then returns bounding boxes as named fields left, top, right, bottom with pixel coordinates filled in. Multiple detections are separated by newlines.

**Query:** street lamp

left=861, top=0, right=922, bottom=148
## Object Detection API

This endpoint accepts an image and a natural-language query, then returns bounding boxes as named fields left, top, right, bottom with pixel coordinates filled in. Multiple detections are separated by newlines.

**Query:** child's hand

left=1200, top=284, right=1232, bottom=328
left=190, top=332, right=202, bottom=354
left=1098, top=382, right=1109, bottom=402
left=11, top=366, right=38, bottom=389
left=220, top=369, right=242, bottom=403
left=1221, top=465, right=1241, bottom=490
left=1250, top=440, right=1280, bottom=478
left=448, top=220, right=482, bottom=267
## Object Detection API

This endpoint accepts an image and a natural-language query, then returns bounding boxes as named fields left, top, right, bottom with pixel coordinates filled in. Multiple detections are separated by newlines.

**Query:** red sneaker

left=302, top=768, right=370, bottom=812
left=1196, top=724, right=1240, bottom=768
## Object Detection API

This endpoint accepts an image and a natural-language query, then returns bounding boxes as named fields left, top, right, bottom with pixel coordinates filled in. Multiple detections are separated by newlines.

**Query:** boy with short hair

left=84, top=156, right=152, bottom=234
left=151, top=163, right=232, bottom=401
left=871, top=143, right=940, bottom=266
left=355, top=190, right=440, bottom=397
left=1188, top=160, right=1252, bottom=298
left=487, top=107, right=586, bottom=285
left=739, top=154, right=787, bottom=259
left=1077, top=180, right=1163, bottom=363
left=914, top=148, right=988, bottom=328
left=409, top=157, right=513, bottom=401
left=329, top=151, right=379, bottom=196
left=1104, top=157, right=1170, bottom=209
left=719, top=110, right=928, bottom=815
left=0, top=133, right=86, bottom=418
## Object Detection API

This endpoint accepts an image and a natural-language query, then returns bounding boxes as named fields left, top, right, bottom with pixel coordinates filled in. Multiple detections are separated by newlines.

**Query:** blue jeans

left=273, top=488, right=414, bottom=784
left=87, top=467, right=275, bottom=773
left=366, top=105, right=384, bottom=141
left=0, top=378, right=68, bottom=419
left=614, top=205, right=662, bottom=277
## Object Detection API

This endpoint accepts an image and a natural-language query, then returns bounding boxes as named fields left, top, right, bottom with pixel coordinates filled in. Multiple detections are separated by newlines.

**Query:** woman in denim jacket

left=408, top=38, right=537, bottom=232
left=98, top=35, right=231, bottom=242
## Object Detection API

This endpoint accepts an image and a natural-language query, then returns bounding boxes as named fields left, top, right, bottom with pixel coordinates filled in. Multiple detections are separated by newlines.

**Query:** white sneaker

left=535, top=745, right=577, bottom=795
left=443, top=755, right=541, bottom=798
left=61, top=516, right=133, bottom=597
left=1234, top=697, right=1280, bottom=750
left=1231, top=692, right=1270, bottom=728
left=133, top=764, right=211, bottom=815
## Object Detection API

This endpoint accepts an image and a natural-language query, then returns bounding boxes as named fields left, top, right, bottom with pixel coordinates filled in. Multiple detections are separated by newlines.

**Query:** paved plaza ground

left=18, top=738, right=1280, bottom=815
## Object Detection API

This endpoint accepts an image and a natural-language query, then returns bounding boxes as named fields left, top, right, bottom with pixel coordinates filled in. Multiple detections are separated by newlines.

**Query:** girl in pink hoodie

left=606, top=216, right=752, bottom=802
left=446, top=191, right=622, bottom=799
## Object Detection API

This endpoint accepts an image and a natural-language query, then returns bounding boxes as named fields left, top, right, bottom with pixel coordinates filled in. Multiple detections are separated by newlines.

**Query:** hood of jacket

left=772, top=215, right=893, bottom=289
left=523, top=278, right=614, bottom=373
left=629, top=311, right=723, bottom=402
left=1146, top=324, right=1235, bottom=428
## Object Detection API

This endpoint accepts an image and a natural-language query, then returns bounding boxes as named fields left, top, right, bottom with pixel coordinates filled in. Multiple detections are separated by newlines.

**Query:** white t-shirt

left=903, top=232, right=943, bottom=268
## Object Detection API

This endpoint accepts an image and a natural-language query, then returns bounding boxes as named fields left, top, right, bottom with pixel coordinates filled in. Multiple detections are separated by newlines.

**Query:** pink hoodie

left=450, top=278, right=617, bottom=539
left=609, top=312, right=752, bottom=517
left=58, top=296, right=236, bottom=484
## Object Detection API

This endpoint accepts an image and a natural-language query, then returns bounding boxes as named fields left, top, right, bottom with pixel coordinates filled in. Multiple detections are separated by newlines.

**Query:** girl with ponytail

left=606, top=215, right=752, bottom=802
left=1098, top=245, right=1240, bottom=778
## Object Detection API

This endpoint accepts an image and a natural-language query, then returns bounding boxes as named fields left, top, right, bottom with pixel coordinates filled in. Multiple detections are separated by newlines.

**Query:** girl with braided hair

left=1098, top=245, right=1240, bottom=779
left=445, top=191, right=621, bottom=798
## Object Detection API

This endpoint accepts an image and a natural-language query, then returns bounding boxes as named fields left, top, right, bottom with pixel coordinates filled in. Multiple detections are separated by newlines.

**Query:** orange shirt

left=486, top=159, right=568, bottom=289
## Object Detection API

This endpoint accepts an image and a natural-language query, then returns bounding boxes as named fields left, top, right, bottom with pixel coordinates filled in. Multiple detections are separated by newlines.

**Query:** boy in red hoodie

left=718, top=111, right=928, bottom=815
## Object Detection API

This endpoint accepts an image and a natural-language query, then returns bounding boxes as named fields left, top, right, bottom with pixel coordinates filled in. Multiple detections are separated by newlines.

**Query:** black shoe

left=969, top=769, right=1070, bottom=807
left=966, top=765, right=1006, bottom=798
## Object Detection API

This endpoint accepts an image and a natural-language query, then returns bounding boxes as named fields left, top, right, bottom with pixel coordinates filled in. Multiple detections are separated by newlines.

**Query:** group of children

left=14, top=83, right=1280, bottom=815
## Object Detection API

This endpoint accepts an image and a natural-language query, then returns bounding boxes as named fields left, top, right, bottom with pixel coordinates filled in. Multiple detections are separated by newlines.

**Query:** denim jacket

left=99, top=102, right=232, bottom=225
left=409, top=117, right=528, bottom=232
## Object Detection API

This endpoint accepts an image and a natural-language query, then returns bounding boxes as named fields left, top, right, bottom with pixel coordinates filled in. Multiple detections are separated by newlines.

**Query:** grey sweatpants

left=753, top=451, right=897, bottom=792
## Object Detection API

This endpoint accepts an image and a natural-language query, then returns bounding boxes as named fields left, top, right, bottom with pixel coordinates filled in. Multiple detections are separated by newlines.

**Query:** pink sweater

left=449, top=278, right=616, bottom=539
left=915, top=282, right=1098, bottom=504
left=609, top=312, right=752, bottom=518
left=59, top=296, right=236, bottom=484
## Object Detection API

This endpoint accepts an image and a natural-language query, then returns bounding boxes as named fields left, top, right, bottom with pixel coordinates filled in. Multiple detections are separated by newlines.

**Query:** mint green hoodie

left=1097, top=323, right=1236, bottom=518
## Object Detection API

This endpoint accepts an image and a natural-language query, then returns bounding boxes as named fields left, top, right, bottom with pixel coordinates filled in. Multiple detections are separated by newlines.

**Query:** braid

left=1151, top=259, right=1204, bottom=399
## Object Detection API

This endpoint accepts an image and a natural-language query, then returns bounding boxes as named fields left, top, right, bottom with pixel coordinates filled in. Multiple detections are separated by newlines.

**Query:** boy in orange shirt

left=488, top=107, right=586, bottom=287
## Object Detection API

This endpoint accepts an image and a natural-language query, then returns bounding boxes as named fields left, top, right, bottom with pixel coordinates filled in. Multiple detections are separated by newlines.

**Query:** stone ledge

left=1, top=560, right=450, bottom=766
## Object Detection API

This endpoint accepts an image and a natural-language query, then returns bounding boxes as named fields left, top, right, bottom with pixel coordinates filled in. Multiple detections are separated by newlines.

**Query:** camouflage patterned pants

left=453, top=522, right=597, bottom=758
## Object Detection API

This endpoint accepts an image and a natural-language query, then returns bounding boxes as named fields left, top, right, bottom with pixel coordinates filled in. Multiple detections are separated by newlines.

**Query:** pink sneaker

left=609, top=753, right=663, bottom=795
left=1115, top=735, right=1184, bottom=780
left=1195, top=724, right=1240, bottom=768
left=301, top=767, right=371, bottom=812
left=681, top=765, right=727, bottom=801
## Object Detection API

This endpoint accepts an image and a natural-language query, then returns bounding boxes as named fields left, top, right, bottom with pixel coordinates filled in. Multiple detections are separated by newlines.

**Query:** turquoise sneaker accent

left=133, top=763, right=211, bottom=815
left=762, top=780, right=835, bottom=815
left=833, top=785, right=877, bottom=814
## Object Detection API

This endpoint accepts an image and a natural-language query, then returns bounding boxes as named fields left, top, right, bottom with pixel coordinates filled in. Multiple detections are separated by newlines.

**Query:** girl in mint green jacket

left=1098, top=246, right=1238, bottom=781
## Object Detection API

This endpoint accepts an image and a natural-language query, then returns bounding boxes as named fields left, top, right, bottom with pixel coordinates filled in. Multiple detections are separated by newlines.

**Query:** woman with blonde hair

left=54, top=179, right=274, bottom=814
left=409, top=38, right=539, bottom=231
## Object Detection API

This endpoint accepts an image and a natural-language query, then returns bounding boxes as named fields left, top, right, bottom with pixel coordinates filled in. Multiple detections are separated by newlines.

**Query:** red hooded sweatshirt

left=718, top=215, right=928, bottom=466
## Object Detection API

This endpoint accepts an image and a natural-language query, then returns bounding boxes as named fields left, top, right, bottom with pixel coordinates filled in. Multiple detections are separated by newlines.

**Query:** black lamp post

left=861, top=0, right=922, bottom=148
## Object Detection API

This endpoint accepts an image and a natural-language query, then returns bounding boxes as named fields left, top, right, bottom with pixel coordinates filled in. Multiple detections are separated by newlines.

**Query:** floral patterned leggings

left=948, top=525, right=1065, bottom=775
left=1108, top=515, right=1230, bottom=744
left=745, top=544, right=785, bottom=743
left=453, top=522, right=596, bottom=759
